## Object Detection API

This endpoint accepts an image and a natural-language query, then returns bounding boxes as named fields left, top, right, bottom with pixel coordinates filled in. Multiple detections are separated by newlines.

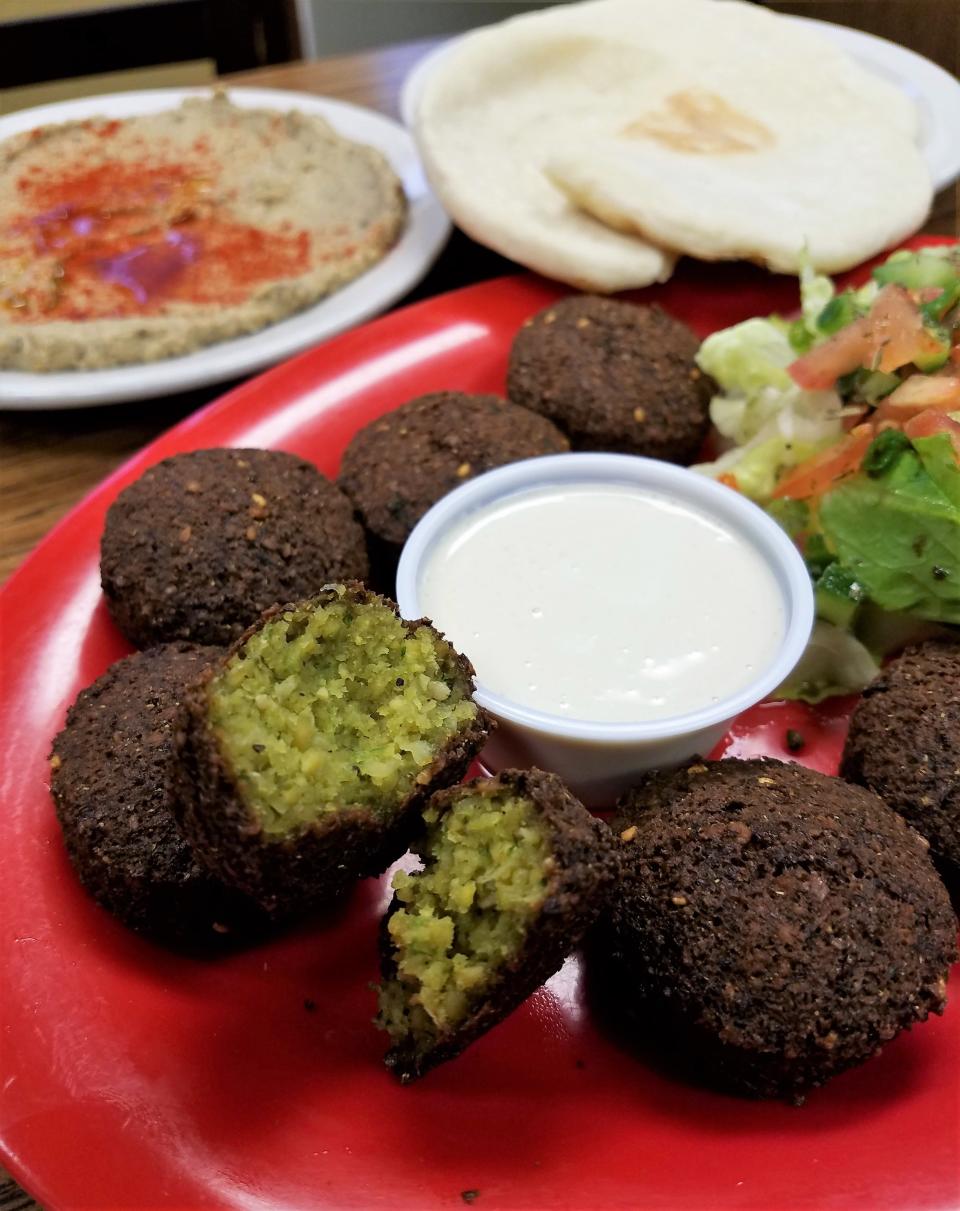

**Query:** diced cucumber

left=816, top=290, right=861, bottom=335
left=873, top=249, right=959, bottom=292
left=815, top=562, right=865, bottom=629
left=788, top=318, right=815, bottom=354
left=836, top=369, right=860, bottom=398
left=804, top=533, right=833, bottom=580
left=914, top=320, right=952, bottom=372
left=854, top=369, right=900, bottom=403
left=920, top=280, right=960, bottom=324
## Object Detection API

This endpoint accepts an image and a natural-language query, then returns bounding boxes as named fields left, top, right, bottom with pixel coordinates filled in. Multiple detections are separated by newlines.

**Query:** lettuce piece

left=710, top=390, right=787, bottom=446
left=915, top=432, right=960, bottom=509
left=767, top=498, right=809, bottom=538
left=695, top=389, right=848, bottom=502
left=696, top=318, right=794, bottom=402
left=775, top=620, right=879, bottom=703
left=709, top=436, right=824, bottom=501
left=854, top=602, right=958, bottom=659
left=799, top=260, right=835, bottom=333
left=819, top=434, right=960, bottom=623
left=695, top=277, right=860, bottom=460
left=853, top=279, right=880, bottom=311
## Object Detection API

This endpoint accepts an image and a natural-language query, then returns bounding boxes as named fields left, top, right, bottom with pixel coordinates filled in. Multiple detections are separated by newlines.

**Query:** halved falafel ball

left=841, top=638, right=960, bottom=892
left=101, top=448, right=369, bottom=648
left=50, top=643, right=268, bottom=950
left=338, top=391, right=568, bottom=584
left=590, top=758, right=956, bottom=1103
left=507, top=296, right=712, bottom=461
left=376, top=768, right=618, bottom=1082
left=177, top=584, right=489, bottom=916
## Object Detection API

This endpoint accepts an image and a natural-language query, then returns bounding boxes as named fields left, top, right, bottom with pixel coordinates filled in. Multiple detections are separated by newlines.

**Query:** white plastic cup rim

left=395, top=452, right=815, bottom=746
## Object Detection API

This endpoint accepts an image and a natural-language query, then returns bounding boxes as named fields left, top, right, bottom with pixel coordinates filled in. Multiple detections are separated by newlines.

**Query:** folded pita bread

left=414, top=0, right=928, bottom=282
left=413, top=9, right=676, bottom=291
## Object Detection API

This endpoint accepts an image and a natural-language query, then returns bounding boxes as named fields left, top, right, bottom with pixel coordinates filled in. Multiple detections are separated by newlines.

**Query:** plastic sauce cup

left=396, top=453, right=814, bottom=806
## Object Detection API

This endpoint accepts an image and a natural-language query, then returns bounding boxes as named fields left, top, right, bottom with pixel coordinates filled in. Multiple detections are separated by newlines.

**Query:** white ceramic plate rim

left=0, top=87, right=451, bottom=410
left=401, top=14, right=960, bottom=192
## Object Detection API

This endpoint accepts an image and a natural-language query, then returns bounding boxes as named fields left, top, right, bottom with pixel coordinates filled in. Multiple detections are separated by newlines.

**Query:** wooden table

left=0, top=13, right=957, bottom=583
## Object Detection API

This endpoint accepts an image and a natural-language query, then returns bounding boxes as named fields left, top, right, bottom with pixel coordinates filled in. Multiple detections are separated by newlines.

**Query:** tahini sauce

left=418, top=482, right=785, bottom=722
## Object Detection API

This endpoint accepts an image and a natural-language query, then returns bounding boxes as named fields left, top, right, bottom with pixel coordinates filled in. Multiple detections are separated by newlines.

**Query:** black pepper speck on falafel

left=50, top=643, right=268, bottom=950
left=101, top=448, right=369, bottom=648
left=589, top=757, right=956, bottom=1102
left=842, top=637, right=960, bottom=891
left=507, top=296, right=712, bottom=461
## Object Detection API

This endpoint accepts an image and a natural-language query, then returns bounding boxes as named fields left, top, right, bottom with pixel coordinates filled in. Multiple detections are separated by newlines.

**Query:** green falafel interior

left=377, top=790, right=551, bottom=1045
left=206, top=592, right=479, bottom=834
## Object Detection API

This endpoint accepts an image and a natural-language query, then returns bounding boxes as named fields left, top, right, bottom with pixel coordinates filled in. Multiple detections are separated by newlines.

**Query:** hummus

left=0, top=94, right=407, bottom=371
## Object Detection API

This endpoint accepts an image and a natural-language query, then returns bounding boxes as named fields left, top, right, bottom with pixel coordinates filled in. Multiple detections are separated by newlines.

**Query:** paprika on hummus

left=0, top=94, right=406, bottom=371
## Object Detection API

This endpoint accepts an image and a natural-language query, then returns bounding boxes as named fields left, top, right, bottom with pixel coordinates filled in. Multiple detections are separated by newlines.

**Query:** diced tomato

left=788, top=316, right=872, bottom=389
left=873, top=374, right=960, bottom=424
left=788, top=285, right=946, bottom=389
left=868, top=284, right=946, bottom=373
left=771, top=425, right=874, bottom=500
left=903, top=409, right=960, bottom=459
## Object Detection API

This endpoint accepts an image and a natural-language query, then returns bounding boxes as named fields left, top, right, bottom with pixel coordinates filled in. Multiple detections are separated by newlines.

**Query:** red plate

left=2, top=239, right=958, bottom=1211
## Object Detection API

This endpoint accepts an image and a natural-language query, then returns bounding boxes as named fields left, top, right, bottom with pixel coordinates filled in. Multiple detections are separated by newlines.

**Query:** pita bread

left=413, top=13, right=676, bottom=292
left=414, top=0, right=927, bottom=282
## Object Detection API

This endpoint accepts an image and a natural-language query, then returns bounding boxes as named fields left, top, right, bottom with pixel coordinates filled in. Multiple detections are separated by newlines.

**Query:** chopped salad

left=696, top=242, right=960, bottom=701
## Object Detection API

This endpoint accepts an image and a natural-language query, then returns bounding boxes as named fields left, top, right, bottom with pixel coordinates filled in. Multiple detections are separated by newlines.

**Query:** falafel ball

left=50, top=643, right=268, bottom=950
left=841, top=637, right=960, bottom=891
left=507, top=296, right=712, bottom=461
left=177, top=584, right=490, bottom=917
left=338, top=391, right=568, bottom=578
left=101, top=448, right=369, bottom=648
left=590, top=757, right=955, bottom=1103
left=376, top=768, right=619, bottom=1082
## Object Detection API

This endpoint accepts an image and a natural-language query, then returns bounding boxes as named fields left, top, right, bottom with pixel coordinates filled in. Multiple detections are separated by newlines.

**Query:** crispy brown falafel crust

left=50, top=643, right=269, bottom=950
left=175, top=584, right=490, bottom=917
left=507, top=296, right=712, bottom=461
left=381, top=768, right=619, bottom=1082
left=841, top=638, right=960, bottom=887
left=338, top=391, right=569, bottom=550
left=591, top=757, right=956, bottom=1103
left=101, top=448, right=369, bottom=648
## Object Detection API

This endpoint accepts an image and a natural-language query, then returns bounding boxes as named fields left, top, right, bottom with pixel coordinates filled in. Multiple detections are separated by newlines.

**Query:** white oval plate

left=401, top=16, right=960, bottom=192
left=0, top=88, right=451, bottom=410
